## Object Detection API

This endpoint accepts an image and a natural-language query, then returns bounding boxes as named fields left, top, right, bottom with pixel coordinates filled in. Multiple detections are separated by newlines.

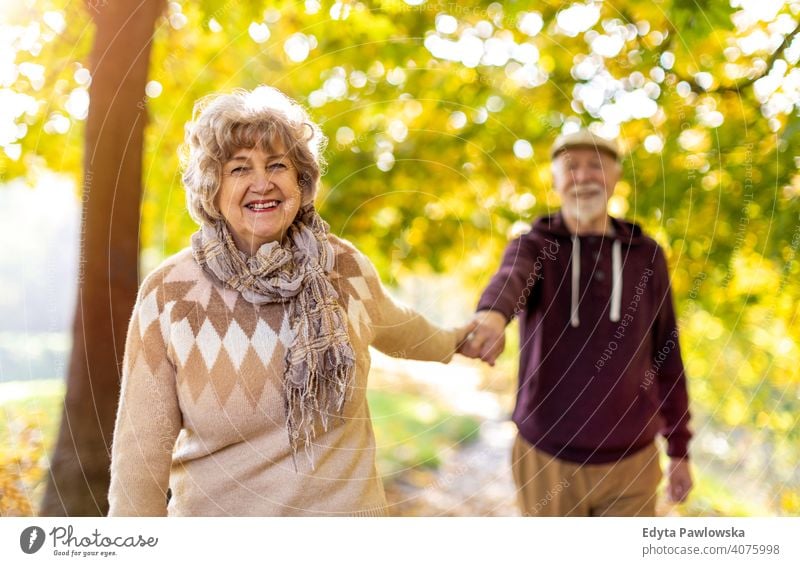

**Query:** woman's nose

left=251, top=170, right=270, bottom=192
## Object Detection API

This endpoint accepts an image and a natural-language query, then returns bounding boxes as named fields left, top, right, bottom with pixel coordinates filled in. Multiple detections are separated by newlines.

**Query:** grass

left=677, top=464, right=775, bottom=517
left=367, top=389, right=481, bottom=477
left=689, top=475, right=766, bottom=516
left=0, top=379, right=64, bottom=516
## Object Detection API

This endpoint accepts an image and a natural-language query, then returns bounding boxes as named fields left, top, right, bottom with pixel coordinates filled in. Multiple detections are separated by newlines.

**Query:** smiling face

left=552, top=147, right=621, bottom=232
left=216, top=143, right=303, bottom=255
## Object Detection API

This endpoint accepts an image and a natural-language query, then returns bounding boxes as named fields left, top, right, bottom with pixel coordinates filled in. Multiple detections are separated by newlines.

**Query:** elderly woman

left=107, top=86, right=472, bottom=516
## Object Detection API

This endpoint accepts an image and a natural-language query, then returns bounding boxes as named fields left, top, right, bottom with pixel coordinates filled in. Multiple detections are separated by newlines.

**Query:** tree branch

left=670, top=19, right=800, bottom=95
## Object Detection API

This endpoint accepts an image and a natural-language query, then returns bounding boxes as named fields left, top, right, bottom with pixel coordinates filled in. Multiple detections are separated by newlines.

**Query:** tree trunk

left=40, top=0, right=164, bottom=516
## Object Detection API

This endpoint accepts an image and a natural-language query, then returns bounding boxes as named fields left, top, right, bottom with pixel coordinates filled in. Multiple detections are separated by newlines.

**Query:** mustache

left=570, top=184, right=604, bottom=194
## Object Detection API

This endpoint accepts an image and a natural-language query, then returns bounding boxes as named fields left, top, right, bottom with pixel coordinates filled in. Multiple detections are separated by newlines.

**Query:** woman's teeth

left=246, top=201, right=279, bottom=210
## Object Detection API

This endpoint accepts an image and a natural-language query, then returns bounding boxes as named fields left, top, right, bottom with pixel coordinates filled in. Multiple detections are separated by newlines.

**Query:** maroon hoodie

left=477, top=212, right=691, bottom=464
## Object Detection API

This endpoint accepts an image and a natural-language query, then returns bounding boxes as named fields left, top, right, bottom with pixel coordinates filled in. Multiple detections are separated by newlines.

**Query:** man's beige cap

left=550, top=130, right=620, bottom=161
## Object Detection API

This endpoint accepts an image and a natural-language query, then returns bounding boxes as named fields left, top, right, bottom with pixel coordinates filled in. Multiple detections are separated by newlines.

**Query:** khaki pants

left=511, top=434, right=662, bottom=516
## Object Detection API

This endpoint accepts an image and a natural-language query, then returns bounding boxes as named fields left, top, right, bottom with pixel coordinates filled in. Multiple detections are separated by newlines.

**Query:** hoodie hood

left=530, top=211, right=647, bottom=245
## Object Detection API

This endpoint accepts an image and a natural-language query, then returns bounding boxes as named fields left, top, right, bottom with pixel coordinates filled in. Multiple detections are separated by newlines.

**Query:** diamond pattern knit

left=108, top=235, right=457, bottom=516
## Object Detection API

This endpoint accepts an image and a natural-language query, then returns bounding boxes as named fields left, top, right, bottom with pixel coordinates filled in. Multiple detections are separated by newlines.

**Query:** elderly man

left=463, top=130, right=692, bottom=516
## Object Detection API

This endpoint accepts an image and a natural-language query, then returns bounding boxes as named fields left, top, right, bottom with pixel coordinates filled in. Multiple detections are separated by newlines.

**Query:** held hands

left=457, top=310, right=507, bottom=366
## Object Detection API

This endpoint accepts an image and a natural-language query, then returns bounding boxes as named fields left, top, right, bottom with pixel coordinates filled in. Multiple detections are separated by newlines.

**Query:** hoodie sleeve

left=651, top=245, right=692, bottom=459
left=476, top=233, right=543, bottom=321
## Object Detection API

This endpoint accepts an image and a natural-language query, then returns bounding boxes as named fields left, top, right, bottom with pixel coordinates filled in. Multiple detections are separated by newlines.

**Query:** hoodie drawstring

left=570, top=235, right=580, bottom=327
left=570, top=236, right=623, bottom=328
left=610, top=239, right=622, bottom=322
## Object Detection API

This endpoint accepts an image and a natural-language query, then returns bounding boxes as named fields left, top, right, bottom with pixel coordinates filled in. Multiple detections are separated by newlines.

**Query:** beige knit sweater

left=108, top=235, right=459, bottom=516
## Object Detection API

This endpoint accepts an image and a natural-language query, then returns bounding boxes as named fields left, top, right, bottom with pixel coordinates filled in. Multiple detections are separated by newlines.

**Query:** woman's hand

left=454, top=319, right=478, bottom=354
left=457, top=310, right=507, bottom=366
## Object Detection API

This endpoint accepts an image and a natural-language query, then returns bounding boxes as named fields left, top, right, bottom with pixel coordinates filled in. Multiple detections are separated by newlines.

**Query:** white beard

left=561, top=185, right=608, bottom=223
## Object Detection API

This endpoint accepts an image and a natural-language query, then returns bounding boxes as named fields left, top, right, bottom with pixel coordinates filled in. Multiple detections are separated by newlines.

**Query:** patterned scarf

left=190, top=205, right=355, bottom=467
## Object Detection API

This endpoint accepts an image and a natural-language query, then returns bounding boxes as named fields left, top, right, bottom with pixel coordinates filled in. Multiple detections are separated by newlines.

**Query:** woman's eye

left=268, top=162, right=287, bottom=170
left=230, top=166, right=249, bottom=174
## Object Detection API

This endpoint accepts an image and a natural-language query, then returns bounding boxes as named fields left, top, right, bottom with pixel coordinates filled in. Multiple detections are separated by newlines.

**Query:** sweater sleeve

left=476, top=233, right=543, bottom=321
left=651, top=245, right=692, bottom=459
left=108, top=273, right=182, bottom=516
left=358, top=256, right=458, bottom=363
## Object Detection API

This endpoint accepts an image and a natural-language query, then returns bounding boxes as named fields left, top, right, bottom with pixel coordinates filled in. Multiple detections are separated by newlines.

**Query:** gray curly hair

left=180, top=86, right=327, bottom=225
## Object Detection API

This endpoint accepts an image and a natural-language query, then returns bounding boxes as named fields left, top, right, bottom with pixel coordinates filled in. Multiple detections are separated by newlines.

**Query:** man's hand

left=457, top=310, right=507, bottom=366
left=666, top=457, right=692, bottom=503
